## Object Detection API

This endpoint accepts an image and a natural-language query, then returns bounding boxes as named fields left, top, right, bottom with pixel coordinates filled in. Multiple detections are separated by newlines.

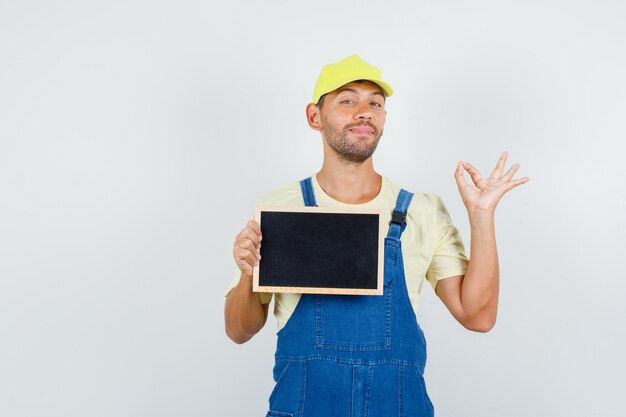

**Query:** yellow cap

left=312, top=55, right=393, bottom=104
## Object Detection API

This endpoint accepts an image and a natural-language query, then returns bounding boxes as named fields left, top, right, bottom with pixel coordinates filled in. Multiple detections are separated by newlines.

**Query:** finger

left=489, top=151, right=508, bottom=179
left=237, top=221, right=258, bottom=236
left=234, top=247, right=260, bottom=268
left=238, top=260, right=254, bottom=273
left=236, top=219, right=262, bottom=247
left=234, top=261, right=253, bottom=276
left=247, top=220, right=262, bottom=241
left=236, top=238, right=260, bottom=257
left=233, top=231, right=260, bottom=256
left=460, top=161, right=485, bottom=187
left=503, top=176, right=530, bottom=192
left=239, top=227, right=261, bottom=248
left=501, top=163, right=520, bottom=182
left=454, top=161, right=469, bottom=188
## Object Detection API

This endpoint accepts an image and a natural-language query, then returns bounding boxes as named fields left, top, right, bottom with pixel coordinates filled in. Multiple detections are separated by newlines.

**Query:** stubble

left=320, top=113, right=383, bottom=164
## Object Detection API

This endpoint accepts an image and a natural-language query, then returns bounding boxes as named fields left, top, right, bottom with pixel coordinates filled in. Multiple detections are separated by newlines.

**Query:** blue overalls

left=266, top=177, right=434, bottom=417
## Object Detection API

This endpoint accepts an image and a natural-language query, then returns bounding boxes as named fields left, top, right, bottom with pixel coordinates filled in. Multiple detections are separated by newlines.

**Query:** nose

left=354, top=101, right=373, bottom=120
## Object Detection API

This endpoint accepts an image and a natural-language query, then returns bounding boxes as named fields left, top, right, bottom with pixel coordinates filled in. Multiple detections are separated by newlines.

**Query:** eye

left=341, top=99, right=354, bottom=104
left=371, top=102, right=383, bottom=108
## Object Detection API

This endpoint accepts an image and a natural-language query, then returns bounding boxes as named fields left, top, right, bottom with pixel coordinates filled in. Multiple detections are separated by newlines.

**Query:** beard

left=320, top=115, right=383, bottom=164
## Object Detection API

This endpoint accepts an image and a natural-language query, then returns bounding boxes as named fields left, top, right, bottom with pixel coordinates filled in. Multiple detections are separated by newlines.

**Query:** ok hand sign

left=454, top=151, right=529, bottom=215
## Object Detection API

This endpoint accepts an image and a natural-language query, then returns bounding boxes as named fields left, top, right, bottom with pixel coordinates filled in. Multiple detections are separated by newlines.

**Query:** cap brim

left=314, top=78, right=394, bottom=104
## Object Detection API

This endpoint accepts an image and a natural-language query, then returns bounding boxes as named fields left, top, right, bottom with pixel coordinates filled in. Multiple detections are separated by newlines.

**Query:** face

left=316, top=81, right=386, bottom=164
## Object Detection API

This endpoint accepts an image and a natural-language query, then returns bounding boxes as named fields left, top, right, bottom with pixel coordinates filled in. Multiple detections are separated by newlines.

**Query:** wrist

left=238, top=270, right=254, bottom=287
left=469, top=206, right=495, bottom=219
left=468, top=208, right=495, bottom=230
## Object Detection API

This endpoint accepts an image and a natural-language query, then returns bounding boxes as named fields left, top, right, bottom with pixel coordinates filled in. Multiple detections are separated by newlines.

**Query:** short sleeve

left=425, top=196, right=469, bottom=290
left=224, top=268, right=273, bottom=304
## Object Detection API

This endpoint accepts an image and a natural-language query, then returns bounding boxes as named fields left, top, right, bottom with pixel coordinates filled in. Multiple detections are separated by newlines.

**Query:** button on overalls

left=266, top=177, right=434, bottom=417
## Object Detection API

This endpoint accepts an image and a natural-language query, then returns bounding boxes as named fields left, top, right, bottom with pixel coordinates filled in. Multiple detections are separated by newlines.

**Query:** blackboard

left=253, top=206, right=385, bottom=295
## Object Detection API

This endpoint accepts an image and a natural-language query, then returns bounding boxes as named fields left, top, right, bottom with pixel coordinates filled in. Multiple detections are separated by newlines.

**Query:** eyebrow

left=335, top=88, right=385, bottom=99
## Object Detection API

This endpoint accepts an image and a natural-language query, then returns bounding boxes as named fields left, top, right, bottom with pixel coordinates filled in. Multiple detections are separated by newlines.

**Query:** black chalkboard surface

left=253, top=206, right=385, bottom=295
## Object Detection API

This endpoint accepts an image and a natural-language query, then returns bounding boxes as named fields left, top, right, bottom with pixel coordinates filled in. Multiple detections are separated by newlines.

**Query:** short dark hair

left=317, top=94, right=327, bottom=109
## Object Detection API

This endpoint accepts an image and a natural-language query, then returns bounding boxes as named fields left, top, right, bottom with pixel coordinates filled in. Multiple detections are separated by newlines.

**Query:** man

left=224, top=55, right=529, bottom=417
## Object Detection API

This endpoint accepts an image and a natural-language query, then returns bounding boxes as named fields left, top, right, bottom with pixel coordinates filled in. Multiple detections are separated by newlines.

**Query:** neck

left=316, top=156, right=382, bottom=204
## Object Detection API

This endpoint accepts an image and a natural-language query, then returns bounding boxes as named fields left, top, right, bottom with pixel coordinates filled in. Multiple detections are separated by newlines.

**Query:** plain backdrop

left=1, top=1, right=625, bottom=416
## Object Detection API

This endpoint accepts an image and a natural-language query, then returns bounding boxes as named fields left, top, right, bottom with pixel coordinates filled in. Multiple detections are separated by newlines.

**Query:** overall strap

left=299, top=177, right=318, bottom=207
left=387, top=189, right=414, bottom=240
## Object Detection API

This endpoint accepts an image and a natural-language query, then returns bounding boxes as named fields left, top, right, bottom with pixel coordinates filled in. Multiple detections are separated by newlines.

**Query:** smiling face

left=313, top=80, right=387, bottom=164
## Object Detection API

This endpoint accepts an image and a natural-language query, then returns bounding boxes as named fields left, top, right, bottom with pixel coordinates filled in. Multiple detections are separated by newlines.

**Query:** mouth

left=348, top=125, right=375, bottom=135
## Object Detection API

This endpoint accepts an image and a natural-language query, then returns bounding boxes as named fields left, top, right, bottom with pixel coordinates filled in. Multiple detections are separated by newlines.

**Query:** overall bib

left=266, top=177, right=434, bottom=417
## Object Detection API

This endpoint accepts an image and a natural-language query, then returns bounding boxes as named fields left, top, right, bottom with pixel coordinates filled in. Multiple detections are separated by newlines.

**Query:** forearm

left=224, top=273, right=268, bottom=344
left=461, top=209, right=500, bottom=329
left=448, top=152, right=528, bottom=331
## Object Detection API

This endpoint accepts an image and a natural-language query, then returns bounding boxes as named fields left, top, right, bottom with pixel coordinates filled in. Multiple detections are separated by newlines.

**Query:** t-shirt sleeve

left=425, top=196, right=469, bottom=290
left=224, top=268, right=273, bottom=305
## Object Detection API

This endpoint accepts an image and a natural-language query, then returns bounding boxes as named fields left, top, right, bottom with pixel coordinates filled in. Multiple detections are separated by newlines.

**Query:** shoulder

left=255, top=180, right=304, bottom=207
left=382, top=177, right=441, bottom=216
left=406, top=193, right=442, bottom=225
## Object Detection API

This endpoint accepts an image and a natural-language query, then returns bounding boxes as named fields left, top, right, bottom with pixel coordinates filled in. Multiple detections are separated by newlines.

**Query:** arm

left=224, top=220, right=269, bottom=344
left=436, top=152, right=529, bottom=333
left=435, top=211, right=498, bottom=332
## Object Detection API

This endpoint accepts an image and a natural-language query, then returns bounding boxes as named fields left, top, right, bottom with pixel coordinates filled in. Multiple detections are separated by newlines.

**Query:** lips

left=348, top=124, right=375, bottom=135
left=350, top=128, right=372, bottom=135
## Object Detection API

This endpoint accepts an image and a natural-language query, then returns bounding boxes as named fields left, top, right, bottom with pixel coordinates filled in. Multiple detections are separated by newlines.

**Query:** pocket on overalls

left=314, top=239, right=397, bottom=352
left=315, top=286, right=392, bottom=351
left=267, top=360, right=304, bottom=416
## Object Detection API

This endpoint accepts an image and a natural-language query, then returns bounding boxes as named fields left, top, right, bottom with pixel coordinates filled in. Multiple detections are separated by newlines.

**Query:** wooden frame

left=253, top=206, right=385, bottom=295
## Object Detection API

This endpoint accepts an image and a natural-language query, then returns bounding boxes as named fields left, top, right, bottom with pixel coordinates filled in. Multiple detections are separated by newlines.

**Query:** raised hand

left=454, top=151, right=529, bottom=215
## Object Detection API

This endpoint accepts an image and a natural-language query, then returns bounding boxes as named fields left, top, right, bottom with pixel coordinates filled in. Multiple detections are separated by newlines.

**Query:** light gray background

left=1, top=1, right=624, bottom=416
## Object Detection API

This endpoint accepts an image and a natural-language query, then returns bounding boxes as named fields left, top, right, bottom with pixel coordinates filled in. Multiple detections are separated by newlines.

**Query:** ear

left=306, top=103, right=322, bottom=131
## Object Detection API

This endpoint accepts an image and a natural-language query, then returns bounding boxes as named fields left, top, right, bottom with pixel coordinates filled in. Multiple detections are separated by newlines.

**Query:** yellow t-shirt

left=225, top=174, right=469, bottom=331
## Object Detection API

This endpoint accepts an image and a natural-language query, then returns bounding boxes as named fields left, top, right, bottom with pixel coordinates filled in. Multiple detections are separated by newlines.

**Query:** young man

left=224, top=55, right=529, bottom=417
